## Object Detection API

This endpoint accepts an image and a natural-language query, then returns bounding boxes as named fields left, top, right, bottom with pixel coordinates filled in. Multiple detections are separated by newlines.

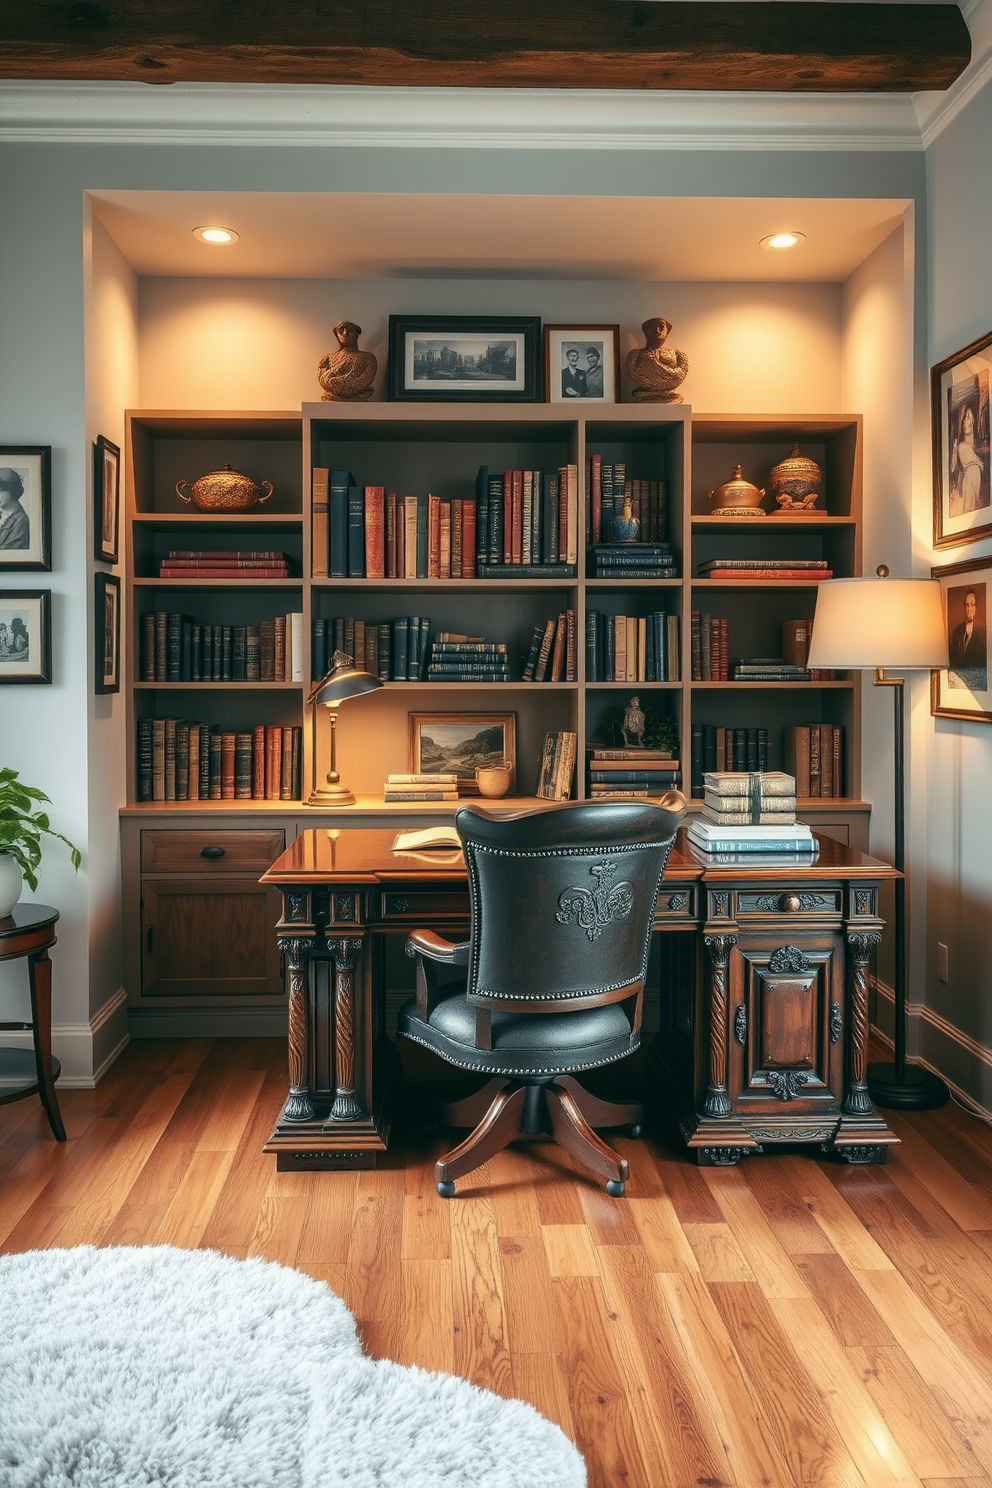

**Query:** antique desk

left=261, top=827, right=900, bottom=1171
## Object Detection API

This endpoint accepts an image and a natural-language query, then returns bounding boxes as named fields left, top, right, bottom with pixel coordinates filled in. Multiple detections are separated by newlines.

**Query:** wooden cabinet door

left=141, top=878, right=284, bottom=999
left=729, top=932, right=845, bottom=1114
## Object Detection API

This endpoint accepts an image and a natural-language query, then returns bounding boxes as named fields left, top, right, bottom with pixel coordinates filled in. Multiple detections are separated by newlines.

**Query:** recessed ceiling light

left=192, top=226, right=240, bottom=245
left=760, top=231, right=806, bottom=251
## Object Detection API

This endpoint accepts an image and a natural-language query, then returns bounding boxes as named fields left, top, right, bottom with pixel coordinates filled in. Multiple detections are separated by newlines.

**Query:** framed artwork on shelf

left=408, top=711, right=516, bottom=794
left=387, top=316, right=541, bottom=402
left=95, top=571, right=121, bottom=694
left=0, top=447, right=51, bottom=571
left=931, top=328, right=992, bottom=549
left=544, top=325, right=620, bottom=405
left=0, top=589, right=51, bottom=684
left=931, top=555, right=992, bottom=723
left=94, top=434, right=121, bottom=564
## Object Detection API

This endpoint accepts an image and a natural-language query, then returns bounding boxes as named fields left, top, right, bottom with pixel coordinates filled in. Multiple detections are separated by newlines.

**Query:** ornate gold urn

left=768, top=444, right=823, bottom=514
left=708, top=463, right=766, bottom=518
left=175, top=464, right=274, bottom=512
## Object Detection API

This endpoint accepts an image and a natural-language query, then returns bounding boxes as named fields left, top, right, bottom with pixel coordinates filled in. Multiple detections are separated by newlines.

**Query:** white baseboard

left=0, top=986, right=129, bottom=1089
left=872, top=978, right=992, bottom=1120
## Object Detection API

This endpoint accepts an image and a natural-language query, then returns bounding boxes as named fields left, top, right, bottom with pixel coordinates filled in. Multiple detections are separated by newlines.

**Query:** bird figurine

left=317, top=321, right=377, bottom=402
left=621, top=695, right=646, bottom=749
left=625, top=317, right=689, bottom=403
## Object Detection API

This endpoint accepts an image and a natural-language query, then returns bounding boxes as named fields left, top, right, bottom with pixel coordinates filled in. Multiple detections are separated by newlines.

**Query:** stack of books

left=312, top=616, right=431, bottom=682
left=137, top=719, right=303, bottom=802
left=592, top=543, right=676, bottom=579
left=687, top=818, right=816, bottom=855
left=702, top=771, right=796, bottom=825
left=141, top=612, right=304, bottom=683
left=586, top=610, right=679, bottom=682
left=157, top=549, right=291, bottom=580
left=587, top=747, right=681, bottom=797
left=783, top=724, right=845, bottom=797
left=587, top=457, right=667, bottom=546
left=535, top=732, right=577, bottom=801
left=383, top=773, right=459, bottom=802
left=690, top=725, right=769, bottom=796
left=522, top=612, right=577, bottom=682
left=697, top=558, right=833, bottom=581
left=426, top=637, right=508, bottom=683
left=691, top=613, right=729, bottom=680
left=732, top=658, right=811, bottom=682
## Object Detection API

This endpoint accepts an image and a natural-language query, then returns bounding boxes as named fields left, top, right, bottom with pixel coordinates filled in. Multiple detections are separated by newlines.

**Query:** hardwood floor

left=4, top=1036, right=992, bottom=1488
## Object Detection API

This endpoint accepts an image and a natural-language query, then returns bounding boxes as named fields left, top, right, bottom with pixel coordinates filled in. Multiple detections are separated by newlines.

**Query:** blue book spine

left=407, top=616, right=420, bottom=681
left=420, top=618, right=430, bottom=679
left=604, top=616, right=615, bottom=682
left=542, top=475, right=557, bottom=565
left=329, top=471, right=353, bottom=578
left=703, top=725, right=717, bottom=774
left=758, top=727, right=769, bottom=770
left=377, top=623, right=391, bottom=681
left=487, top=475, right=504, bottom=565
left=347, top=486, right=365, bottom=578
left=311, top=618, right=326, bottom=681
left=181, top=620, right=193, bottom=682
left=585, top=609, right=599, bottom=683
left=393, top=617, right=409, bottom=682
left=476, top=465, right=490, bottom=569
left=646, top=619, right=656, bottom=682
left=690, top=725, right=704, bottom=798
left=588, top=770, right=681, bottom=785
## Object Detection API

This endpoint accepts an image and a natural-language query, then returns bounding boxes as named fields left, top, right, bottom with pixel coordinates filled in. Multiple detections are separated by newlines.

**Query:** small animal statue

left=621, top=695, right=645, bottom=749
left=625, top=317, right=689, bottom=403
left=317, top=321, right=377, bottom=401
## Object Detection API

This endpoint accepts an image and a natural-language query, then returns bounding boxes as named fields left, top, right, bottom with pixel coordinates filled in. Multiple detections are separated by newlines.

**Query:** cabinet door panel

left=732, top=933, right=844, bottom=1110
left=142, top=878, right=283, bottom=998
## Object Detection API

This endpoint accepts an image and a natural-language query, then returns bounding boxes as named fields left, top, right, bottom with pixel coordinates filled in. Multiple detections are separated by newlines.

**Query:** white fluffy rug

left=0, top=1245, right=585, bottom=1488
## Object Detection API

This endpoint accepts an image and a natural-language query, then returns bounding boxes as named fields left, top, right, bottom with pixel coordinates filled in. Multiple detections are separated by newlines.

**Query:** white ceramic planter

left=0, top=852, right=22, bottom=918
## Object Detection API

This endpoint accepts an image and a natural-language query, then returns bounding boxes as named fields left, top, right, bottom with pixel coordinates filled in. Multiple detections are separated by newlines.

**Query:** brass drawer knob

left=781, top=894, right=802, bottom=913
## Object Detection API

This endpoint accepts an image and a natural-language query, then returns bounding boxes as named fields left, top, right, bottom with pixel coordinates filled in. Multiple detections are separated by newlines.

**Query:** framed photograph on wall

left=0, top=446, right=51, bottom=571
left=931, top=555, right=992, bottom=723
left=95, top=571, right=121, bottom=694
left=94, top=434, right=121, bottom=564
left=0, top=589, right=51, bottom=684
left=932, top=329, right=992, bottom=549
left=408, top=712, right=516, bottom=794
left=388, top=316, right=541, bottom=402
left=544, top=325, right=620, bottom=405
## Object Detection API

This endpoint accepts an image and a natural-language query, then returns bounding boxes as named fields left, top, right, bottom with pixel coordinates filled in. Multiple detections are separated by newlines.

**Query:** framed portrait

left=94, top=434, right=121, bottom=565
left=408, top=712, right=516, bottom=794
left=544, top=325, right=620, bottom=405
left=0, top=590, right=51, bottom=684
left=932, top=329, right=992, bottom=549
left=388, top=316, right=541, bottom=403
left=931, top=556, right=992, bottom=722
left=95, top=571, right=121, bottom=694
left=0, top=446, right=51, bottom=572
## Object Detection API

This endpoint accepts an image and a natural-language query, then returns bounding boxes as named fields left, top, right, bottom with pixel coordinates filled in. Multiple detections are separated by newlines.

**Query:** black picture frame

left=388, top=315, right=542, bottom=402
left=930, top=554, right=992, bottom=723
left=95, top=571, right=121, bottom=695
left=94, top=434, right=121, bottom=565
left=0, top=589, right=52, bottom=684
left=0, top=446, right=52, bottom=572
left=931, top=327, right=992, bottom=550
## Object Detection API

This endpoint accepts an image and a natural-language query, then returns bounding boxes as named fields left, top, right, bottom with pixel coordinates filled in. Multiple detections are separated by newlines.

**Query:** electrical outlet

left=937, top=942, right=949, bottom=983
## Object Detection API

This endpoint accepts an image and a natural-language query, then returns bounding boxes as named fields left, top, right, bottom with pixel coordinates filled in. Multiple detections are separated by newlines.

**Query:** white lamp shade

left=807, top=577, right=946, bottom=670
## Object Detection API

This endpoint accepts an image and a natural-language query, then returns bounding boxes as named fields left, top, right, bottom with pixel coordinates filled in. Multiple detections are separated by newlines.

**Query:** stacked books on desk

left=383, top=773, right=459, bottom=802
left=592, top=543, right=676, bottom=579
left=688, top=770, right=815, bottom=854
left=587, top=747, right=681, bottom=797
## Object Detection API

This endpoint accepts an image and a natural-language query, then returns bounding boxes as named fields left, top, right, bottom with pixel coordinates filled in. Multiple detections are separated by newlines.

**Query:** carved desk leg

left=326, top=936, right=364, bottom=1123
left=282, top=935, right=316, bottom=1122
left=703, top=933, right=737, bottom=1118
left=844, top=931, right=881, bottom=1118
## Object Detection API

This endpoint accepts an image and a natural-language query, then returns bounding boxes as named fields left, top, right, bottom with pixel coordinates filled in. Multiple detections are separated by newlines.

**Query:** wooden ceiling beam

left=0, top=2, right=971, bottom=93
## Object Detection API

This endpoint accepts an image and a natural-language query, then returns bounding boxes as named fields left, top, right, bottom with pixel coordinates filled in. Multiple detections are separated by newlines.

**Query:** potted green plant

left=0, top=767, right=81, bottom=918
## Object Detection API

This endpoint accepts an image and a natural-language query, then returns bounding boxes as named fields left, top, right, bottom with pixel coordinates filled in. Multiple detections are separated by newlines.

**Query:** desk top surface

left=262, top=827, right=898, bottom=886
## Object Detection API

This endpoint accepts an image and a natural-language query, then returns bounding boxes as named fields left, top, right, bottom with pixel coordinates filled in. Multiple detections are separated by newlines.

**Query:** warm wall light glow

left=760, top=231, right=806, bottom=250
left=192, top=226, right=240, bottom=245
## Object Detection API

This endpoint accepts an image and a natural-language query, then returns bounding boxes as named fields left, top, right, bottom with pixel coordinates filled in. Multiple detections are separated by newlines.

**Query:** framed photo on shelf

left=94, top=434, right=121, bottom=564
left=95, top=571, right=121, bottom=694
left=387, top=316, right=541, bottom=402
left=0, top=589, right=51, bottom=684
left=931, top=555, right=992, bottom=723
left=408, top=712, right=516, bottom=794
left=932, top=328, right=992, bottom=549
left=0, top=446, right=51, bottom=571
left=544, top=325, right=620, bottom=405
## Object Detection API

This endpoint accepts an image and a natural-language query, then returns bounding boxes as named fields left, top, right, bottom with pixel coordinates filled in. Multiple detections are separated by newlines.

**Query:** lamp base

left=867, top=1060, right=949, bottom=1110
left=307, top=783, right=356, bottom=807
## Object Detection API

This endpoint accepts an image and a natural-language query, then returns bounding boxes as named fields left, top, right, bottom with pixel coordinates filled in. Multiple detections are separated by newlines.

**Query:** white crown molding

left=915, top=0, right=992, bottom=145
left=0, top=80, right=924, bottom=151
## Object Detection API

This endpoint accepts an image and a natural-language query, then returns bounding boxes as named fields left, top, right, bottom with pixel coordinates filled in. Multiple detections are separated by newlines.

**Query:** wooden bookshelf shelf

left=133, top=682, right=305, bottom=691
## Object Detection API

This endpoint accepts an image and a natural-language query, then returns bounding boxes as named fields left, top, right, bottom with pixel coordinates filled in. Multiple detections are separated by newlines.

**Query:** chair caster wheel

left=437, top=1180, right=456, bottom=1198
left=606, top=1179, right=626, bottom=1198
left=627, top=1123, right=644, bottom=1139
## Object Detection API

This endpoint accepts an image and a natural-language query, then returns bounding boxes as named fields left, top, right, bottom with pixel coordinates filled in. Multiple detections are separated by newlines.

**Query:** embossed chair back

left=455, top=797, right=685, bottom=1011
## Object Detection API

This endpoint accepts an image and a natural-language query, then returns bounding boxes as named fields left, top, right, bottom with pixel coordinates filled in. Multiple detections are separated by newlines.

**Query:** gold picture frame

left=932, top=328, right=992, bottom=549
left=408, top=712, right=516, bottom=794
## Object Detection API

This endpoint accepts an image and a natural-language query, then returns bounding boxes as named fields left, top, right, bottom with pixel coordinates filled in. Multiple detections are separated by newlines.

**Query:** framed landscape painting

left=932, top=329, right=992, bottom=549
left=0, top=446, right=51, bottom=572
left=388, top=316, right=541, bottom=402
left=409, top=712, right=516, bottom=793
left=0, top=589, right=51, bottom=684
left=544, top=325, right=620, bottom=404
left=931, top=555, right=992, bottom=723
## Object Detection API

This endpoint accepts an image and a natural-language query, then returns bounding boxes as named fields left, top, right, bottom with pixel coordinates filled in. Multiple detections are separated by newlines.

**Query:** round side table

left=0, top=904, right=65, bottom=1141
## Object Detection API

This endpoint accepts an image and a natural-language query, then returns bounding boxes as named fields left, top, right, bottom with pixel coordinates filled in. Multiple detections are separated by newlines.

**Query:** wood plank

left=701, top=1169, right=811, bottom=1299
left=888, top=1120, right=992, bottom=1233
left=848, top=1344, right=981, bottom=1482
left=542, top=1223, right=599, bottom=1278
left=511, top=1352, right=576, bottom=1443
left=343, top=1163, right=405, bottom=1361
left=448, top=1188, right=514, bottom=1397
left=0, top=1, right=970, bottom=91
left=499, top=1234, right=563, bottom=1356
left=785, top=1158, right=897, bottom=1273
left=683, top=1220, right=755, bottom=1284
left=792, top=1252, right=896, bottom=1348
left=397, top=1257, right=455, bottom=1374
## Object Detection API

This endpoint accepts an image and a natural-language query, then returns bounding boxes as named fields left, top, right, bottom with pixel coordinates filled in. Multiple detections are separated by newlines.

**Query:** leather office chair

left=399, top=795, right=686, bottom=1198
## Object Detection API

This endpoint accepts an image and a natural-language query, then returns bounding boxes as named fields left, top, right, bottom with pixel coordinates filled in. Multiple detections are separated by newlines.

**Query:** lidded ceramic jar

left=175, top=464, right=274, bottom=512
left=708, top=463, right=765, bottom=513
left=768, top=444, right=823, bottom=510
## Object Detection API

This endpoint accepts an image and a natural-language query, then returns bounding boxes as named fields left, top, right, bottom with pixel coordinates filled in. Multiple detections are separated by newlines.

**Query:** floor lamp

left=808, top=567, right=950, bottom=1110
left=307, top=650, right=383, bottom=807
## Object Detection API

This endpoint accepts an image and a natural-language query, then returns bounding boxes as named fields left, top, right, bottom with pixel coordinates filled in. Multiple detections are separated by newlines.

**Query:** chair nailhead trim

left=399, top=1028, right=639, bottom=1079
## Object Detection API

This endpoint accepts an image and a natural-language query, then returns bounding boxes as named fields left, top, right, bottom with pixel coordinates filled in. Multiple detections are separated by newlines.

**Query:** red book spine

left=427, top=494, right=441, bottom=579
left=565, top=608, right=577, bottom=681
left=558, top=467, right=569, bottom=563
left=265, top=725, right=281, bottom=801
left=158, top=567, right=289, bottom=579
left=462, top=500, right=476, bottom=579
left=364, top=486, right=385, bottom=578
left=591, top=453, right=602, bottom=545
left=281, top=726, right=294, bottom=800
left=252, top=724, right=266, bottom=799
left=511, top=470, right=523, bottom=565
left=220, top=731, right=236, bottom=800
left=385, top=493, right=397, bottom=579
left=703, top=568, right=834, bottom=581
left=550, top=613, right=567, bottom=682
left=451, top=499, right=463, bottom=578
left=166, top=550, right=285, bottom=559
left=503, top=473, right=513, bottom=565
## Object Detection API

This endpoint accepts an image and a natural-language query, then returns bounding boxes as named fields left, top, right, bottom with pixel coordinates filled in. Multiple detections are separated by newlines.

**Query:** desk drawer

left=141, top=829, right=285, bottom=874
left=380, top=889, right=470, bottom=921
left=736, top=888, right=842, bottom=917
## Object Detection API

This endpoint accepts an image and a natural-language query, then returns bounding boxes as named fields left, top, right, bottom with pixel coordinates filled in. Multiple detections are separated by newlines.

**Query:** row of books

left=586, top=610, right=680, bottom=683
left=586, top=746, right=681, bottom=797
left=697, top=558, right=833, bottom=581
left=136, top=719, right=303, bottom=802
left=315, top=615, right=433, bottom=682
left=382, top=772, right=458, bottom=802
left=586, top=458, right=667, bottom=546
left=592, top=542, right=676, bottom=579
left=691, top=613, right=729, bottom=681
left=690, top=726, right=770, bottom=796
left=140, top=612, right=305, bottom=684
left=691, top=614, right=834, bottom=682
left=783, top=724, right=845, bottom=798
left=156, top=549, right=293, bottom=580
left=535, top=731, right=577, bottom=801
left=522, top=612, right=578, bottom=682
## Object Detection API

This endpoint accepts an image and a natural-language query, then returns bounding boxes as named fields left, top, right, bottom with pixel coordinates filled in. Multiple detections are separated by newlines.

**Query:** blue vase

left=612, top=498, right=640, bottom=543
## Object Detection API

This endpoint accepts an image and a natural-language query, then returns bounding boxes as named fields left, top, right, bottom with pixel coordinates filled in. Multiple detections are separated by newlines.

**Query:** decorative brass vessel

left=768, top=444, right=823, bottom=514
left=708, top=463, right=766, bottom=517
left=175, top=464, right=274, bottom=512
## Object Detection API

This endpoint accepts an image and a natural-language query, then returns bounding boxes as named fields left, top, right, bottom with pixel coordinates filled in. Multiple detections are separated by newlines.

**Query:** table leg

left=282, top=936, right=316, bottom=1122
left=703, top=933, right=737, bottom=1118
left=27, top=948, right=65, bottom=1142
left=844, top=931, right=882, bottom=1117
left=327, top=936, right=364, bottom=1122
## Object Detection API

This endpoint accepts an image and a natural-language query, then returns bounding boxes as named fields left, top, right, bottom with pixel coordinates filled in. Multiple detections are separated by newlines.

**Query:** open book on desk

left=390, top=825, right=463, bottom=860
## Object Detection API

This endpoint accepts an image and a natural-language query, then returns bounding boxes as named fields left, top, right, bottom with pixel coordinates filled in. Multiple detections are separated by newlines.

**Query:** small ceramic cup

left=475, top=763, right=512, bottom=799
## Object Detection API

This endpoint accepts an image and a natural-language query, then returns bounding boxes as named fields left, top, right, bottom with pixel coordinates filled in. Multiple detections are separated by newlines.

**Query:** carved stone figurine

left=317, top=321, right=377, bottom=402
left=625, top=317, right=689, bottom=403
left=621, top=695, right=645, bottom=749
